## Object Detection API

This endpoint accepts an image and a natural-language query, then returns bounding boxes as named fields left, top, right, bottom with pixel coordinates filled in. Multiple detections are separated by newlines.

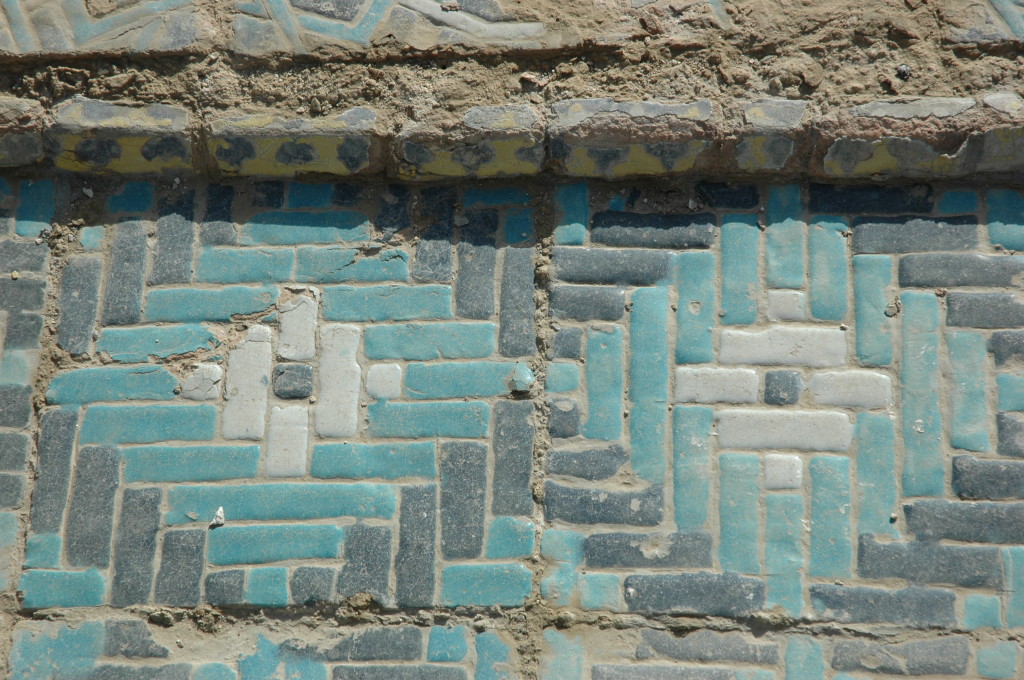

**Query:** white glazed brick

left=366, top=364, right=402, bottom=400
left=767, top=290, right=807, bottom=321
left=675, top=368, right=758, bottom=404
left=222, top=325, right=272, bottom=440
left=180, top=363, right=222, bottom=400
left=808, top=371, right=893, bottom=409
left=266, top=405, right=309, bottom=477
left=719, top=327, right=847, bottom=367
left=278, top=292, right=318, bottom=360
left=717, top=409, right=853, bottom=451
left=764, top=454, right=803, bottom=490
left=316, top=324, right=361, bottom=437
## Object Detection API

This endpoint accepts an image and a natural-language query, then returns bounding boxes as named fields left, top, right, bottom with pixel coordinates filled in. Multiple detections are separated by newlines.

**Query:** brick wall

left=2, top=177, right=1024, bottom=678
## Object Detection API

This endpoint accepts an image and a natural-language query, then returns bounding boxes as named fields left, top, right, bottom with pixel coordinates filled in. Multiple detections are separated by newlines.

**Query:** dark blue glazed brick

left=551, top=327, right=583, bottom=359
left=764, top=370, right=803, bottom=405
left=637, top=629, right=778, bottom=664
left=948, top=293, right=1024, bottom=329
left=0, top=240, right=46, bottom=271
left=292, top=566, right=336, bottom=605
left=154, top=529, right=206, bottom=606
left=547, top=398, right=580, bottom=439
left=0, top=473, right=23, bottom=508
left=110, top=488, right=161, bottom=607
left=998, top=412, right=1024, bottom=457
left=30, top=410, right=79, bottom=533
left=584, top=532, right=712, bottom=568
left=0, top=278, right=44, bottom=312
left=57, top=256, right=102, bottom=354
left=550, top=285, right=625, bottom=321
left=253, top=181, right=284, bottom=208
left=395, top=484, right=436, bottom=608
left=624, top=572, right=765, bottom=616
left=899, top=253, right=1024, bottom=288
left=590, top=212, right=715, bottom=249
left=832, top=638, right=969, bottom=676
left=337, top=523, right=390, bottom=605
left=544, top=482, right=662, bottom=526
left=953, top=455, right=1024, bottom=499
left=0, top=385, right=31, bottom=428
left=333, top=184, right=363, bottom=206
left=0, top=433, right=27, bottom=471
left=325, top=627, right=422, bottom=661
left=205, top=185, right=234, bottom=222
left=205, top=569, right=245, bottom=606
left=851, top=216, right=977, bottom=254
left=857, top=535, right=1002, bottom=588
left=377, top=185, right=411, bottom=240
left=990, top=331, right=1024, bottom=365
left=552, top=247, right=673, bottom=286
left=810, top=584, right=955, bottom=628
left=455, top=210, right=497, bottom=319
left=491, top=400, right=534, bottom=516
left=104, top=620, right=169, bottom=658
left=905, top=499, right=1024, bottom=543
left=148, top=214, right=194, bottom=285
left=498, top=247, right=535, bottom=357
left=546, top=443, right=628, bottom=480
left=808, top=184, right=934, bottom=214
left=273, top=363, right=314, bottom=399
left=101, top=222, right=147, bottom=326
left=85, top=664, right=191, bottom=680
left=64, top=445, right=120, bottom=568
left=440, top=442, right=486, bottom=559
left=5, top=312, right=43, bottom=350
left=696, top=182, right=760, bottom=209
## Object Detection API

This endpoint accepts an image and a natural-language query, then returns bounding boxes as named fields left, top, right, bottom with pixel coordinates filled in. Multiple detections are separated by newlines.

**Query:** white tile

left=222, top=325, right=271, bottom=440
left=366, top=364, right=402, bottom=400
left=266, top=405, right=309, bottom=477
left=765, top=454, right=803, bottom=490
left=180, top=363, right=222, bottom=400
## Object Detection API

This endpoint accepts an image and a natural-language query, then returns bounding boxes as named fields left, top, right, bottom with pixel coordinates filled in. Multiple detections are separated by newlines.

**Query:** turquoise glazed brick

left=442, top=563, right=532, bottom=607
left=146, top=286, right=278, bottom=322
left=946, top=331, right=991, bottom=452
left=46, top=365, right=178, bottom=404
left=241, top=210, right=371, bottom=245
left=405, top=361, right=521, bottom=399
left=855, top=413, right=899, bottom=537
left=785, top=636, right=825, bottom=680
left=165, top=482, right=396, bottom=525
left=81, top=404, right=215, bottom=444
left=676, top=251, right=716, bottom=363
left=629, top=287, right=670, bottom=483
left=15, top=179, right=54, bottom=237
left=938, top=190, right=978, bottom=214
left=505, top=208, right=534, bottom=244
left=541, top=564, right=577, bottom=607
left=988, top=189, right=1024, bottom=250
left=194, top=663, right=238, bottom=680
left=1005, top=547, right=1024, bottom=627
left=108, top=181, right=154, bottom=213
left=901, top=292, right=944, bottom=497
left=288, top=182, right=333, bottom=208
left=719, top=453, right=761, bottom=574
left=0, top=351, right=36, bottom=383
left=428, top=626, right=468, bottom=662
left=998, top=374, right=1024, bottom=411
left=580, top=573, right=621, bottom=611
left=10, top=621, right=104, bottom=679
left=364, top=322, right=495, bottom=360
left=322, top=284, right=451, bottom=321
left=809, top=456, right=852, bottom=578
left=465, top=187, right=530, bottom=207
left=541, top=630, right=583, bottom=680
left=20, top=569, right=106, bottom=608
left=195, top=247, right=294, bottom=283
left=246, top=567, right=289, bottom=607
left=295, top=247, right=408, bottom=283
left=583, top=324, right=623, bottom=441
left=766, top=185, right=805, bottom=288
left=209, top=525, right=343, bottom=565
left=674, top=406, right=712, bottom=531
left=239, top=635, right=326, bottom=679
left=367, top=401, right=490, bottom=438
left=311, top=442, right=436, bottom=479
left=79, top=226, right=105, bottom=250
left=965, top=594, right=1003, bottom=629
left=540, top=530, right=583, bottom=606
left=853, top=255, right=893, bottom=366
left=0, top=512, right=17, bottom=550
left=547, top=362, right=580, bottom=392
left=978, top=642, right=1018, bottom=679
left=97, top=324, right=219, bottom=362
left=486, top=516, right=535, bottom=558
left=476, top=631, right=513, bottom=680
left=720, top=214, right=759, bottom=325
left=24, top=533, right=61, bottom=568
left=554, top=184, right=588, bottom=245
left=765, top=493, right=803, bottom=616
left=123, top=445, right=260, bottom=482
left=809, top=216, right=849, bottom=321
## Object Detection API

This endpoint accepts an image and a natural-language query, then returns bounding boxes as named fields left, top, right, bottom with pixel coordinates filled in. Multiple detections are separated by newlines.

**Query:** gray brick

left=57, top=255, right=101, bottom=354
left=101, top=221, right=147, bottom=326
left=111, top=488, right=161, bottom=607
left=624, top=572, right=765, bottom=616
left=333, top=666, right=466, bottom=680
left=0, top=278, right=44, bottom=314
left=584, top=532, right=712, bottom=568
left=253, top=181, right=284, bottom=208
left=851, top=216, right=977, bottom=254
left=205, top=569, right=244, bottom=606
left=593, top=666, right=732, bottom=680
left=953, top=454, right=1024, bottom=499
left=85, top=664, right=191, bottom=680
left=857, top=535, right=1002, bottom=588
left=199, top=221, right=236, bottom=245
left=905, top=498, right=1024, bottom=543
left=440, top=441, right=486, bottom=559
left=338, top=523, right=390, bottom=605
left=273, top=363, right=314, bottom=399
left=998, top=412, right=1024, bottom=456
left=0, top=240, right=46, bottom=270
left=30, top=409, right=78, bottom=533
left=104, top=620, right=169, bottom=659
left=148, top=213, right=194, bottom=285
left=0, top=385, right=30, bottom=428
left=764, top=370, right=802, bottom=405
left=292, top=566, right=336, bottom=605
left=591, top=211, right=716, bottom=249
left=377, top=184, right=411, bottom=240
left=550, top=284, right=625, bottom=321
left=0, top=473, right=23, bottom=508
left=809, top=584, right=955, bottom=627
left=899, top=253, right=1024, bottom=287
left=5, top=311, right=43, bottom=349
left=65, top=446, right=119, bottom=568
left=637, top=629, right=778, bottom=664
left=948, top=292, right=1024, bottom=328
left=455, top=211, right=496, bottom=319
left=552, top=247, right=673, bottom=285
left=544, top=482, right=662, bottom=526
left=154, top=529, right=206, bottom=606
left=547, top=443, right=627, bottom=480
left=326, top=627, right=422, bottom=661
left=498, top=247, right=534, bottom=356
left=491, top=400, right=533, bottom=516
left=548, top=398, right=579, bottom=438
left=205, top=184, right=235, bottom=222
left=551, top=327, right=583, bottom=359
left=991, top=331, right=1024, bottom=365
left=0, top=432, right=27, bottom=471
left=809, top=183, right=934, bottom=214
left=412, top=239, right=453, bottom=283
left=395, top=484, right=436, bottom=608
left=831, top=637, right=969, bottom=676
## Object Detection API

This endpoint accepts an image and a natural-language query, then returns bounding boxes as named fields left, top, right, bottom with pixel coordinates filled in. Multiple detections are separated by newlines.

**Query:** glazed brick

left=583, top=532, right=712, bottom=568
left=592, top=667, right=733, bottom=680
left=953, top=455, right=1024, bottom=499
left=809, top=456, right=852, bottom=578
left=124, top=445, right=260, bottom=483
left=326, top=627, right=422, bottom=661
left=716, top=409, right=852, bottom=451
left=295, top=247, right=408, bottom=283
left=584, top=324, right=623, bottom=440
left=333, top=666, right=466, bottom=680
left=899, top=253, right=1024, bottom=287
left=491, top=400, right=534, bottom=516
left=809, top=584, right=955, bottom=627
left=109, top=182, right=154, bottom=213
left=101, top=221, right=147, bottom=325
left=676, top=367, right=758, bottom=404
left=96, top=324, right=218, bottom=362
left=946, top=331, right=990, bottom=451
left=455, top=210, right=496, bottom=319
left=46, top=365, right=178, bottom=404
left=241, top=210, right=370, bottom=245
left=857, top=534, right=1001, bottom=587
left=720, top=215, right=758, bottom=324
left=312, top=442, right=435, bottom=479
left=83, top=664, right=191, bottom=680
left=377, top=184, right=411, bottom=238
left=624, top=572, right=765, bottom=616
left=990, top=331, right=1024, bottom=365
left=546, top=443, right=628, bottom=480
left=901, top=291, right=943, bottom=496
left=0, top=384, right=31, bottom=427
left=205, top=570, right=244, bottom=606
left=554, top=183, right=588, bottom=244
left=853, top=254, right=893, bottom=366
left=851, top=215, right=977, bottom=253
left=808, top=183, right=934, bottom=214
left=499, top=246, right=535, bottom=356
left=440, top=441, right=487, bottom=559
left=543, top=482, right=662, bottom=526
left=110, top=488, right=161, bottom=606
left=410, top=210, right=453, bottom=283
left=395, top=484, right=436, bottom=608
left=367, top=401, right=490, bottom=439
left=364, top=322, right=494, bottom=360
left=628, top=286, right=670, bottom=483
left=30, top=410, right=79, bottom=533
left=428, top=626, right=468, bottom=662
left=196, top=247, right=293, bottom=283
left=766, top=185, right=805, bottom=288
left=441, top=563, right=532, bottom=607
left=338, top=523, right=391, bottom=603
left=154, top=529, right=206, bottom=606
left=547, top=398, right=580, bottom=438
left=552, top=327, right=583, bottom=358
left=550, top=284, right=625, bottom=321
left=405, top=361, right=521, bottom=399
left=0, top=473, right=23, bottom=508
left=80, top=404, right=216, bottom=445
left=65, top=446, right=119, bottom=568
left=764, top=370, right=803, bottom=405
left=15, top=179, right=55, bottom=237
left=0, top=432, right=27, bottom=471
left=637, top=629, right=778, bottom=664
left=718, top=453, right=760, bottom=574
left=246, top=567, right=287, bottom=607
left=149, top=213, right=194, bottom=284
left=697, top=182, right=759, bottom=209
left=0, top=278, right=44, bottom=313
left=208, top=525, right=343, bottom=565
left=765, top=494, right=802, bottom=615
left=322, top=285, right=451, bottom=321
left=145, top=285, right=278, bottom=322
left=948, top=292, right=1024, bottom=328
left=997, top=412, right=1024, bottom=457
left=676, top=251, right=716, bottom=363
left=0, top=240, right=46, bottom=270
left=589, top=211, right=715, bottom=248
left=989, top=188, right=1024, bottom=249
left=273, top=363, right=313, bottom=399
left=5, top=311, right=43, bottom=350
left=291, top=566, right=336, bottom=605
left=20, top=569, right=106, bottom=609
left=905, top=499, right=1024, bottom=543
left=831, top=637, right=969, bottom=676
left=719, top=327, right=847, bottom=367
left=552, top=246, right=673, bottom=285
left=104, top=620, right=168, bottom=659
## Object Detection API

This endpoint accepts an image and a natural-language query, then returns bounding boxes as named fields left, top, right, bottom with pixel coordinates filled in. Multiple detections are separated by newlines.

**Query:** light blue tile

left=428, top=626, right=468, bottom=662
left=209, top=525, right=343, bottom=565
left=0, top=512, right=16, bottom=549
left=765, top=493, right=803, bottom=616
left=246, top=567, right=288, bottom=607
left=719, top=453, right=760, bottom=574
left=853, top=255, right=893, bottom=366
left=364, top=322, right=494, bottom=360
left=856, top=413, right=899, bottom=537
left=766, top=185, right=805, bottom=289
left=554, top=184, right=588, bottom=245
left=108, top=182, right=154, bottom=213
left=442, top=564, right=532, bottom=607
left=311, top=442, right=435, bottom=479
left=505, top=208, right=534, bottom=244
left=583, top=325, right=623, bottom=441
left=676, top=251, right=715, bottom=363
left=193, top=663, right=238, bottom=680
left=547, top=363, right=580, bottom=392
left=720, top=214, right=758, bottom=325
left=10, top=621, right=104, bottom=679
left=405, top=361, right=521, bottom=399
left=998, top=374, right=1024, bottom=411
left=16, top=179, right=54, bottom=237
left=24, top=533, right=61, bottom=568
left=287, top=182, right=333, bottom=208
left=46, top=365, right=178, bottom=404
left=123, top=445, right=259, bottom=482
left=322, top=285, right=451, bottom=321
left=79, top=226, right=105, bottom=251
left=901, top=292, right=944, bottom=496
left=367, top=401, right=490, bottom=438
left=486, top=516, right=535, bottom=558
left=241, top=210, right=370, bottom=245
left=978, top=641, right=1018, bottom=679
left=1004, top=547, right=1024, bottom=627
left=539, top=530, right=583, bottom=606
left=195, top=247, right=294, bottom=283
left=988, top=189, right=1024, bottom=250
left=0, top=351, right=35, bottom=383
left=145, top=286, right=278, bottom=322
left=629, top=287, right=669, bottom=483
left=295, top=247, right=408, bottom=283
left=785, top=637, right=824, bottom=680
left=476, top=631, right=513, bottom=680
left=674, top=406, right=712, bottom=531
left=809, top=215, right=848, bottom=321
left=938, top=190, right=978, bottom=215
left=19, top=569, right=106, bottom=608
left=80, top=404, right=215, bottom=444
left=96, top=324, right=219, bottom=362
left=946, top=331, right=991, bottom=452
left=541, top=630, right=583, bottom=680
left=809, top=456, right=851, bottom=577
left=580, top=573, right=621, bottom=611
left=965, top=594, right=1003, bottom=629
